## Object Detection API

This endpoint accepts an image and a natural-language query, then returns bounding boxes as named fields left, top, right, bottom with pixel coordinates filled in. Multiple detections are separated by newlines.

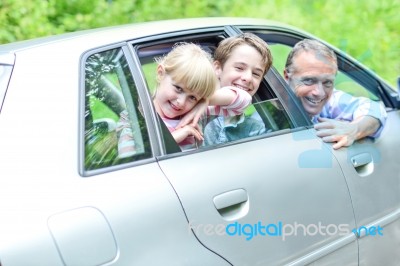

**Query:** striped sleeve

left=321, top=89, right=387, bottom=138
left=206, top=86, right=252, bottom=117
left=116, top=110, right=137, bottom=158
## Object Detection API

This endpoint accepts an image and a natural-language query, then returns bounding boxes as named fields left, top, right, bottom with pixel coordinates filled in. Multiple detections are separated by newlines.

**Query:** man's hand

left=314, top=116, right=380, bottom=149
left=176, top=99, right=209, bottom=129
left=314, top=117, right=357, bottom=149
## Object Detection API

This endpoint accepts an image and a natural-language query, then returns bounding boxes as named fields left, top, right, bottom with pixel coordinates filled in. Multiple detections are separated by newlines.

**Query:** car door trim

left=286, top=233, right=357, bottom=266
left=354, top=208, right=400, bottom=238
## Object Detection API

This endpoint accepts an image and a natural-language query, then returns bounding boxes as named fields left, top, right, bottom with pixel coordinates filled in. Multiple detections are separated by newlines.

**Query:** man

left=284, top=39, right=386, bottom=149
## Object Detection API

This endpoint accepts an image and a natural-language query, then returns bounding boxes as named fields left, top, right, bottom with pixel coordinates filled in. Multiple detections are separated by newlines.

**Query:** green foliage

left=232, top=0, right=400, bottom=87
left=0, top=0, right=56, bottom=41
left=0, top=0, right=398, bottom=86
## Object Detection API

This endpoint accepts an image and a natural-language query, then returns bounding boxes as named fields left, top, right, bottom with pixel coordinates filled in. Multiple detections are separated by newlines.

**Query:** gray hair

left=285, top=39, right=338, bottom=73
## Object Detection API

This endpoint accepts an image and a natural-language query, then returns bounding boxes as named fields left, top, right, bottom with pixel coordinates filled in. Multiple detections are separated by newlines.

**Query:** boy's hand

left=177, top=99, right=209, bottom=128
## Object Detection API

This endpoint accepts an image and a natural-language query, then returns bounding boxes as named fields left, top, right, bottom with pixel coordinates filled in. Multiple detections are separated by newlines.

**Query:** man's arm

left=314, top=90, right=387, bottom=149
left=314, top=115, right=380, bottom=149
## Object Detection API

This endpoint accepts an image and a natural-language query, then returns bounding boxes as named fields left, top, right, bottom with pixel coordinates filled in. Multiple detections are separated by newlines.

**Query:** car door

left=133, top=29, right=359, bottom=265
left=245, top=27, right=400, bottom=265
left=0, top=42, right=229, bottom=265
left=158, top=130, right=359, bottom=265
left=327, top=62, right=400, bottom=265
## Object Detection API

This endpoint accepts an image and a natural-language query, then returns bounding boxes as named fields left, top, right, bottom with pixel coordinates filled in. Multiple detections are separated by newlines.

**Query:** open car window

left=135, top=33, right=295, bottom=153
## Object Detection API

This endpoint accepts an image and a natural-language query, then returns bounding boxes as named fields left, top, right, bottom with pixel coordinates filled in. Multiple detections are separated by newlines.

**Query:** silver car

left=0, top=18, right=399, bottom=266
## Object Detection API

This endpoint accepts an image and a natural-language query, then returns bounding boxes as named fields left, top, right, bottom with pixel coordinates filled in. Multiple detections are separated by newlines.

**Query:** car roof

left=0, top=17, right=299, bottom=54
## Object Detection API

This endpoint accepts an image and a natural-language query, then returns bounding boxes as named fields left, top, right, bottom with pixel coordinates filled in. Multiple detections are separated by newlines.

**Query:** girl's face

left=153, top=66, right=201, bottom=119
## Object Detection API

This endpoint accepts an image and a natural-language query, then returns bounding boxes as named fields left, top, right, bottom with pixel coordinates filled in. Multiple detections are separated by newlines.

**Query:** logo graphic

left=189, top=220, right=383, bottom=241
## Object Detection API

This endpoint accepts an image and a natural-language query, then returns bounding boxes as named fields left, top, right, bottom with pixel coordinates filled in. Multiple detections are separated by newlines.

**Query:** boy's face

left=214, top=44, right=264, bottom=96
left=153, top=66, right=201, bottom=119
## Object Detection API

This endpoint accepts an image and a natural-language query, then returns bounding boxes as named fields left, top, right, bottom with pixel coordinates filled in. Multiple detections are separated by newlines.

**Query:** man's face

left=214, top=44, right=264, bottom=96
left=284, top=51, right=336, bottom=116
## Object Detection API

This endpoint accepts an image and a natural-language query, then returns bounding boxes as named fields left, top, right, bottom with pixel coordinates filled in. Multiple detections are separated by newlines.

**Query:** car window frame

left=79, top=43, right=157, bottom=177
left=126, top=28, right=312, bottom=156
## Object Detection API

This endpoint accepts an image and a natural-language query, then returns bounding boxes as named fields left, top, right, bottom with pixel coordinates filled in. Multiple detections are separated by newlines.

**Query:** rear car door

left=0, top=42, right=228, bottom=265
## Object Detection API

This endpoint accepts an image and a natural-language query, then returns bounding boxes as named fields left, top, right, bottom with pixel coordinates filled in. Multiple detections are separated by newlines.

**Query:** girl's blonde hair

left=156, top=43, right=217, bottom=99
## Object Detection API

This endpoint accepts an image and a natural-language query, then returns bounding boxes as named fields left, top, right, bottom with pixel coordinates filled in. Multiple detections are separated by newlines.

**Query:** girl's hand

left=172, top=124, right=204, bottom=143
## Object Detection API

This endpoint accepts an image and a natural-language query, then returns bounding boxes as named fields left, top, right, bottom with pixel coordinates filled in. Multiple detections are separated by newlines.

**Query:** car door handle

left=351, top=153, right=372, bottom=167
left=213, top=189, right=249, bottom=220
left=351, top=153, right=374, bottom=176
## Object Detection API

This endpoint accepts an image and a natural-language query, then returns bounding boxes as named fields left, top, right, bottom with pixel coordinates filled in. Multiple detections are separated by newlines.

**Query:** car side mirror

left=397, top=76, right=400, bottom=103
left=398, top=77, right=400, bottom=96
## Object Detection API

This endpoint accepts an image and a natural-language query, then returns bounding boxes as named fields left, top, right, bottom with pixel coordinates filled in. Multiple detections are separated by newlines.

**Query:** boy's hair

left=214, top=33, right=273, bottom=75
left=156, top=42, right=217, bottom=99
left=285, top=39, right=338, bottom=74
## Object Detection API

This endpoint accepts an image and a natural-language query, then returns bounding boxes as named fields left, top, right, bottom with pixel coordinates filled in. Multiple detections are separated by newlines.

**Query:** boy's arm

left=208, top=86, right=240, bottom=106
left=207, top=86, right=252, bottom=116
left=176, top=99, right=209, bottom=128
left=177, top=87, right=252, bottom=128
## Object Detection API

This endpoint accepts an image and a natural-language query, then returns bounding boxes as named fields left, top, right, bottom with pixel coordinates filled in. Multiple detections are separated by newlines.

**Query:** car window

left=269, top=42, right=380, bottom=101
left=136, top=36, right=293, bottom=153
left=83, top=47, right=152, bottom=172
left=251, top=98, right=292, bottom=131
left=334, top=71, right=380, bottom=100
left=268, top=43, right=291, bottom=76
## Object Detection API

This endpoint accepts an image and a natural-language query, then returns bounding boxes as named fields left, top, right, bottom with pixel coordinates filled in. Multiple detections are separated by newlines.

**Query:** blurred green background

left=0, top=0, right=398, bottom=86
